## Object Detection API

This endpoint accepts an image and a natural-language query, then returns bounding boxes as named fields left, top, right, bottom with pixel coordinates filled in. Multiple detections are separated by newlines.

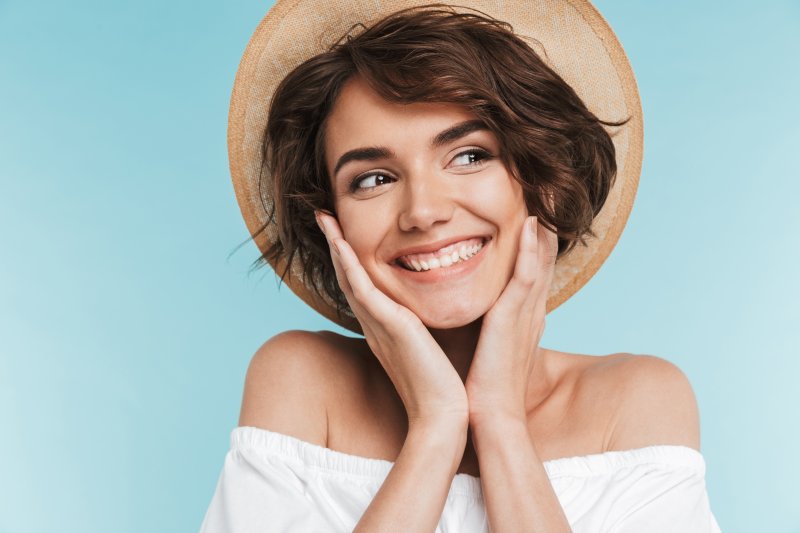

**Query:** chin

left=412, top=300, right=487, bottom=330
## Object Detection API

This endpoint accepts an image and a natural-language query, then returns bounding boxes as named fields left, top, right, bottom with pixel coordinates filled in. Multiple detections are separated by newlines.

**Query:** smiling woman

left=200, top=2, right=721, bottom=532
left=325, top=81, right=529, bottom=329
left=257, top=4, right=622, bottom=325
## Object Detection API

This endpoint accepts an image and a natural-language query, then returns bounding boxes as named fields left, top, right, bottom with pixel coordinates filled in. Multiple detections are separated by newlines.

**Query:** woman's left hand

left=464, top=215, right=559, bottom=424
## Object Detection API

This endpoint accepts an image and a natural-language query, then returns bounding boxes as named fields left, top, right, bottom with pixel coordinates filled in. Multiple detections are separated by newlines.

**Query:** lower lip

left=391, top=239, right=490, bottom=283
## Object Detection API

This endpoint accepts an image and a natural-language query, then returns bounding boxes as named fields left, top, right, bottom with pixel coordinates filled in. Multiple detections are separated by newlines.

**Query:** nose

left=397, top=175, right=455, bottom=232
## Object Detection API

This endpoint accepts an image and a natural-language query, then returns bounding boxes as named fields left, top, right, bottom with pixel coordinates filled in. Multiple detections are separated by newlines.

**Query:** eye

left=451, top=148, right=492, bottom=168
left=350, top=172, right=395, bottom=192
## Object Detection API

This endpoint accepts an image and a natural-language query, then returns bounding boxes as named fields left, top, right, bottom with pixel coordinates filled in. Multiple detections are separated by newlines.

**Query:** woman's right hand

left=316, top=211, right=469, bottom=428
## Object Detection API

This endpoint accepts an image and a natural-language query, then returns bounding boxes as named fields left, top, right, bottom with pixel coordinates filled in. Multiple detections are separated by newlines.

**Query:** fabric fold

left=200, top=426, right=721, bottom=533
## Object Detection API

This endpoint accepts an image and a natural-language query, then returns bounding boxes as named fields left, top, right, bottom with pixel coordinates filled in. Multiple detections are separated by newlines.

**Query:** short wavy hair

left=247, top=4, right=629, bottom=318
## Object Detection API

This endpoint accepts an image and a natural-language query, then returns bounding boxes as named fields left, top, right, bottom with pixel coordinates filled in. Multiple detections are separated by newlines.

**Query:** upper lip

left=390, top=235, right=490, bottom=262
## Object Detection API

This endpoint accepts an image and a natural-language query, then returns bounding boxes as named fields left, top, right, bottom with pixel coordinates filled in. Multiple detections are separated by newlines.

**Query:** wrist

left=468, top=400, right=528, bottom=427
left=469, top=409, right=528, bottom=433
left=409, top=413, right=469, bottom=439
left=407, top=415, right=469, bottom=458
left=469, top=416, right=537, bottom=463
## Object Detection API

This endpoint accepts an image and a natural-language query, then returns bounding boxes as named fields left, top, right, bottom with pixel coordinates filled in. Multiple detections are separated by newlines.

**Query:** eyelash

left=348, top=148, right=493, bottom=193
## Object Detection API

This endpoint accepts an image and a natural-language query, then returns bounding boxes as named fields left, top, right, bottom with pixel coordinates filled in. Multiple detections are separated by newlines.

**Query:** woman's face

left=325, top=77, right=528, bottom=329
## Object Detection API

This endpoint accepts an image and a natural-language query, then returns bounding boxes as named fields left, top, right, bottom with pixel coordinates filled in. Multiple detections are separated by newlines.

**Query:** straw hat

left=228, top=0, right=643, bottom=334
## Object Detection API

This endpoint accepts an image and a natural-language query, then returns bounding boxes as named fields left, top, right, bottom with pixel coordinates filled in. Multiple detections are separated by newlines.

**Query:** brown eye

left=451, top=148, right=491, bottom=167
left=351, top=172, right=395, bottom=192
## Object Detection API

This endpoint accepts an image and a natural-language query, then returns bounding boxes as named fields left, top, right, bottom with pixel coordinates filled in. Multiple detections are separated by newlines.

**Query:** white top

left=200, top=426, right=722, bottom=532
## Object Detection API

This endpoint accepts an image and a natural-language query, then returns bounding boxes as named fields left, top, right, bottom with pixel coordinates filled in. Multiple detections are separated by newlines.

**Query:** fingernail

left=529, top=216, right=537, bottom=234
left=315, top=211, right=325, bottom=234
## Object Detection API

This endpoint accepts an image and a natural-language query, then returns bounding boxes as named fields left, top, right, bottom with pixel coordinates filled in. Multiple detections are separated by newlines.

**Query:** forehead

left=324, top=77, right=479, bottom=164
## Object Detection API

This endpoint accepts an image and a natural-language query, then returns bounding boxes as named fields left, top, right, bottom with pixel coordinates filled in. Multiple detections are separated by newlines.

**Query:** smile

left=396, top=237, right=488, bottom=272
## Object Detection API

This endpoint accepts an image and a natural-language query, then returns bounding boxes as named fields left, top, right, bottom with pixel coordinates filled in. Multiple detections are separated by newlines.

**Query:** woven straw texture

left=228, top=0, right=643, bottom=333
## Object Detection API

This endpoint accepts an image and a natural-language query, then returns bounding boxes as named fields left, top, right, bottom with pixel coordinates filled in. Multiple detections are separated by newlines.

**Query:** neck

left=428, top=318, right=558, bottom=415
left=428, top=317, right=483, bottom=383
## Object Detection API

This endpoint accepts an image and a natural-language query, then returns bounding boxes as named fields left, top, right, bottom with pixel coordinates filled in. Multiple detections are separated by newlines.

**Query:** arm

left=605, top=354, right=701, bottom=452
left=204, top=331, right=346, bottom=532
left=238, top=330, right=330, bottom=445
left=317, top=212, right=471, bottom=531
left=470, top=414, right=571, bottom=533
left=602, top=357, right=717, bottom=533
left=236, top=331, right=468, bottom=532
left=236, top=332, right=467, bottom=531
left=354, top=417, right=468, bottom=532
left=464, top=216, right=570, bottom=531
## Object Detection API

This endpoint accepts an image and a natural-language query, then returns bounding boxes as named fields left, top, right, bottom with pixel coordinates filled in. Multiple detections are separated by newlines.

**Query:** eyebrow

left=332, top=119, right=489, bottom=177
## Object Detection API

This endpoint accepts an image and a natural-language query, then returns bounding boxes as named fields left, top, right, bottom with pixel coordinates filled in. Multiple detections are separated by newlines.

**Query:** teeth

left=397, top=238, right=485, bottom=272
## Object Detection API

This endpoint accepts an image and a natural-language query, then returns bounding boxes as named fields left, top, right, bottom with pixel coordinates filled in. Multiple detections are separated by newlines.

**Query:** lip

left=390, top=235, right=491, bottom=263
left=390, top=237, right=490, bottom=283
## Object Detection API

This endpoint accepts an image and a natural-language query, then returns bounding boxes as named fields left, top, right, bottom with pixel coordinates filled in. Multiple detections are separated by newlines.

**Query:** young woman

left=201, top=3, right=721, bottom=532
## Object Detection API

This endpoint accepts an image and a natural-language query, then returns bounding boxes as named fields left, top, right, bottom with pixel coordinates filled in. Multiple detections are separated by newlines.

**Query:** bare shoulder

left=238, top=329, right=367, bottom=447
left=583, top=353, right=701, bottom=453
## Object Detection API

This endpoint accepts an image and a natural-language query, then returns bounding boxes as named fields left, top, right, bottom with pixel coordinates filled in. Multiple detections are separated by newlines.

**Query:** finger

left=315, top=211, right=357, bottom=301
left=539, top=221, right=559, bottom=273
left=317, top=211, right=359, bottom=294
left=332, top=237, right=407, bottom=325
left=535, top=222, right=558, bottom=317
left=316, top=212, right=386, bottom=309
left=515, top=216, right=541, bottom=286
left=316, top=211, right=344, bottom=241
left=328, top=237, right=355, bottom=299
left=499, top=216, right=540, bottom=309
left=318, top=211, right=421, bottom=331
left=537, top=224, right=558, bottom=309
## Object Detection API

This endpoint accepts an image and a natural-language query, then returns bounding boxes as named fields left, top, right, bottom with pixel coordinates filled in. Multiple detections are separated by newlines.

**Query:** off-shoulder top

left=199, top=426, right=722, bottom=532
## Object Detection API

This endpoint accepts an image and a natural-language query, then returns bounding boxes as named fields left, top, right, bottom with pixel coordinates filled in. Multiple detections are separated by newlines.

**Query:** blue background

left=1, top=1, right=798, bottom=531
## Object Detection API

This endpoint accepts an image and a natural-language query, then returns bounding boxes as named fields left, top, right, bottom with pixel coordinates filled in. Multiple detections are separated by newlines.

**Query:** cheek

left=467, top=170, right=527, bottom=220
left=336, top=201, right=387, bottom=264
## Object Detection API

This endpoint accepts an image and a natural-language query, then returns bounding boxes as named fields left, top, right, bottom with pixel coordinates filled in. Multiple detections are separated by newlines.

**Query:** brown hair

left=247, top=4, right=629, bottom=318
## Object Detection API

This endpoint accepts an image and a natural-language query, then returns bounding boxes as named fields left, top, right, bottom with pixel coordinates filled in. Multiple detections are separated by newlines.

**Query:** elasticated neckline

left=231, top=426, right=706, bottom=499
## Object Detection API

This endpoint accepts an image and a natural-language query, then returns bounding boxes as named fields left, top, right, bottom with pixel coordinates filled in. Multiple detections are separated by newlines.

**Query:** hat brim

left=228, top=0, right=643, bottom=334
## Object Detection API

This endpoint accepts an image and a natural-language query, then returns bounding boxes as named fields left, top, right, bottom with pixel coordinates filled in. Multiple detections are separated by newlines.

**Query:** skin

left=316, top=75, right=580, bottom=529
left=322, top=75, right=557, bottom=389
left=239, top=74, right=702, bottom=532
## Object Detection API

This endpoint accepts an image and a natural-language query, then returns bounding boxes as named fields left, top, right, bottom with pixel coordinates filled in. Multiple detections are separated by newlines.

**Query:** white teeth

left=398, top=238, right=486, bottom=272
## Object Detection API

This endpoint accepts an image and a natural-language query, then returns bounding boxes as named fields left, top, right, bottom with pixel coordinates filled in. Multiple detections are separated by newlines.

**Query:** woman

left=202, top=2, right=720, bottom=532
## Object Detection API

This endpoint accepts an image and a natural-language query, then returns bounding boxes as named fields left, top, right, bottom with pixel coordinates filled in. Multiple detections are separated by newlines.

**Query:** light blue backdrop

left=1, top=1, right=797, bottom=532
